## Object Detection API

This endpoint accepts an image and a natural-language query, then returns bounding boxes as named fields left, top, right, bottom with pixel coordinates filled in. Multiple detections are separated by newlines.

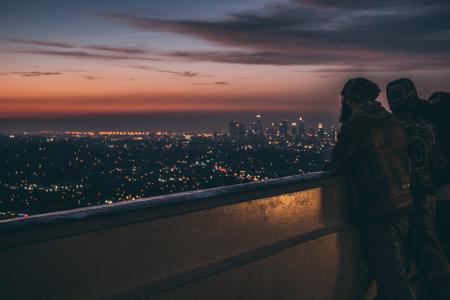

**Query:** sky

left=0, top=0, right=449, bottom=132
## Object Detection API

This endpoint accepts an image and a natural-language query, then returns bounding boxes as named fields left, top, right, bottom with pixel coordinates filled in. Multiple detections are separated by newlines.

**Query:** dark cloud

left=163, top=50, right=450, bottom=71
left=298, top=0, right=450, bottom=9
left=102, top=1, right=450, bottom=69
left=84, top=45, right=148, bottom=55
left=20, top=50, right=157, bottom=61
left=312, top=63, right=450, bottom=74
left=167, top=50, right=357, bottom=65
left=132, top=65, right=200, bottom=77
left=314, top=67, right=390, bottom=74
left=8, top=38, right=148, bottom=54
left=11, top=72, right=61, bottom=77
left=7, top=38, right=152, bottom=58
left=193, top=81, right=231, bottom=86
left=154, top=69, right=198, bottom=77
left=7, top=2, right=450, bottom=71
left=84, top=76, right=102, bottom=80
left=7, top=38, right=74, bottom=48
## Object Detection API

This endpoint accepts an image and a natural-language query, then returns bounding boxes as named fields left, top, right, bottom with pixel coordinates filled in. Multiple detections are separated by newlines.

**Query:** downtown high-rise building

left=330, top=124, right=338, bottom=142
left=228, top=121, right=246, bottom=140
left=298, top=117, right=306, bottom=137
left=291, top=122, right=298, bottom=138
left=279, top=120, right=289, bottom=139
left=251, top=114, right=264, bottom=136
left=266, top=122, right=278, bottom=140
left=317, top=123, right=325, bottom=138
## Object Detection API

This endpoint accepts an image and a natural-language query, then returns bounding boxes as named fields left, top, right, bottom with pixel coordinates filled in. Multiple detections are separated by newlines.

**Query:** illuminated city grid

left=0, top=116, right=336, bottom=219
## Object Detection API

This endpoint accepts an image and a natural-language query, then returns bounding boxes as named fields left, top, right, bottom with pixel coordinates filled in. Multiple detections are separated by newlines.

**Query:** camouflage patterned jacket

left=396, top=113, right=435, bottom=195
left=328, top=101, right=412, bottom=221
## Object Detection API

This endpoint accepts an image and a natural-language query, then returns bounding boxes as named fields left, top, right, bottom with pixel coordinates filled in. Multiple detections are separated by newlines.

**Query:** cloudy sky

left=1, top=0, right=449, bottom=131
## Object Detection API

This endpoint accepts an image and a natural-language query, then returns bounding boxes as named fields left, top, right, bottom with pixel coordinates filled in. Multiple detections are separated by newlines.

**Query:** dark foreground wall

left=0, top=172, right=370, bottom=300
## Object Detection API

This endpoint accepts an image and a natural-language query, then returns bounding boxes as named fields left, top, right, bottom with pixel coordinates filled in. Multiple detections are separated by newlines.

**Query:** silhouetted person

left=429, top=92, right=450, bottom=171
left=413, top=98, right=435, bottom=123
left=429, top=92, right=450, bottom=260
left=328, top=78, right=415, bottom=300
left=387, top=79, right=450, bottom=300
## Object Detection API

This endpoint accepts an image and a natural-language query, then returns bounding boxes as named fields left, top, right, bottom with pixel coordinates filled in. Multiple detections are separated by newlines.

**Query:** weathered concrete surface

left=0, top=172, right=369, bottom=300
left=150, top=230, right=366, bottom=300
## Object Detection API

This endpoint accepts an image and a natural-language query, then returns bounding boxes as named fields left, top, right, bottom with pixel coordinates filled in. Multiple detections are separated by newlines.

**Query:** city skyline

left=1, top=0, right=449, bottom=130
left=0, top=118, right=335, bottom=219
left=0, top=110, right=336, bottom=133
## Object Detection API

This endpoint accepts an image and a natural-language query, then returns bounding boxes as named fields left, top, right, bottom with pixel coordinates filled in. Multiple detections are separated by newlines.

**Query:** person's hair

left=429, top=92, right=450, bottom=124
left=341, top=77, right=380, bottom=103
left=429, top=92, right=450, bottom=107
left=386, top=78, right=418, bottom=114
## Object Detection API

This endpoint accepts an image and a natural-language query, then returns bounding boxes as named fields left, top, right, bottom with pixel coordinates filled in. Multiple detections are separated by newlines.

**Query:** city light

left=0, top=116, right=336, bottom=220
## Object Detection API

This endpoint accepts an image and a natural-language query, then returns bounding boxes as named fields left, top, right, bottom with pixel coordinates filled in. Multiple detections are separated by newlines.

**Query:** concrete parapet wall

left=0, top=172, right=369, bottom=300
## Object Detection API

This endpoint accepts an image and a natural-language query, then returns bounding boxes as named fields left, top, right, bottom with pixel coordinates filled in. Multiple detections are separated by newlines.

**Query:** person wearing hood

left=328, top=78, right=415, bottom=300
left=387, top=78, right=450, bottom=300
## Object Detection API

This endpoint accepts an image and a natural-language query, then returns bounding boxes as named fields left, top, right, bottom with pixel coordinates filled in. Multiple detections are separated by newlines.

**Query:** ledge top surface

left=0, top=172, right=340, bottom=233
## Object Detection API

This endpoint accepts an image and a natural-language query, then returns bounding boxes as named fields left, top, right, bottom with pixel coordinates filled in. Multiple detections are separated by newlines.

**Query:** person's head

left=429, top=91, right=450, bottom=124
left=429, top=91, right=450, bottom=107
left=339, top=77, right=380, bottom=123
left=386, top=78, right=418, bottom=115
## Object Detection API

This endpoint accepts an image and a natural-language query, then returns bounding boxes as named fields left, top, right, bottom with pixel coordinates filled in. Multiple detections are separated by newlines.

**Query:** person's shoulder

left=382, top=112, right=404, bottom=128
left=342, top=113, right=364, bottom=131
left=402, top=116, right=435, bottom=144
left=356, top=106, right=395, bottom=127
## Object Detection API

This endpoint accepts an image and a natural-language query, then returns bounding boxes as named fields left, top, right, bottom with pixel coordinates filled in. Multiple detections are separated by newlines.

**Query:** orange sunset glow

left=1, top=0, right=449, bottom=131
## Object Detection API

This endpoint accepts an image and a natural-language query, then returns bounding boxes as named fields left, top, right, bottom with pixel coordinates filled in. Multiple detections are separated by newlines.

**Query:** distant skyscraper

left=298, top=117, right=306, bottom=137
left=308, top=126, right=315, bottom=137
left=267, top=122, right=278, bottom=140
left=251, top=114, right=264, bottom=136
left=229, top=121, right=237, bottom=137
left=330, top=124, right=338, bottom=142
left=291, top=122, right=298, bottom=138
left=317, top=123, right=325, bottom=138
left=229, top=121, right=246, bottom=140
left=279, top=120, right=289, bottom=139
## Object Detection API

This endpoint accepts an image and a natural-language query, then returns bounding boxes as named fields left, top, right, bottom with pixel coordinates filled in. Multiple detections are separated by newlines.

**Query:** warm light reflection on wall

left=256, top=188, right=323, bottom=228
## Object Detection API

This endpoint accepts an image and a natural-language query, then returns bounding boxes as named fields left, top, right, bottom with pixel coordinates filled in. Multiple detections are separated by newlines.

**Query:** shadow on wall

left=320, top=181, right=372, bottom=300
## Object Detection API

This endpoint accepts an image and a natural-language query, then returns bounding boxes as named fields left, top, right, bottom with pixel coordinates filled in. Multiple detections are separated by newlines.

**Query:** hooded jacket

left=396, top=112, right=437, bottom=194
left=329, top=101, right=412, bottom=221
